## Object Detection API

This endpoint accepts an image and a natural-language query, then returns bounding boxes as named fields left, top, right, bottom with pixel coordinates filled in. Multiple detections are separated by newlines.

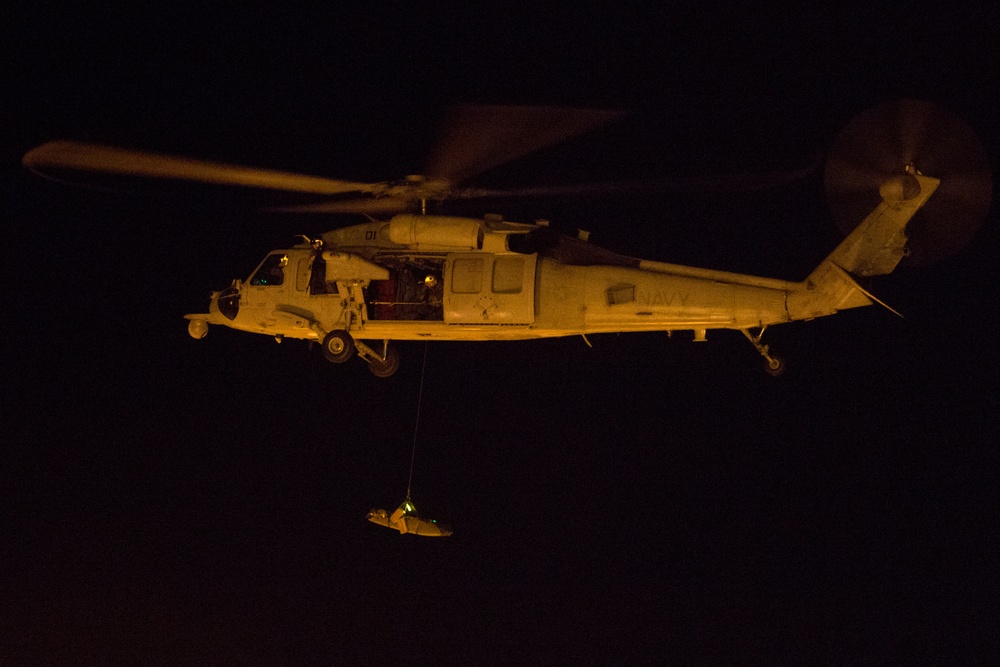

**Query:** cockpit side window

left=249, top=254, right=287, bottom=286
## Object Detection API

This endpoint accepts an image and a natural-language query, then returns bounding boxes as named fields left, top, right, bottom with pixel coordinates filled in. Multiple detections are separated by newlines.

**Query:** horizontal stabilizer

left=828, top=262, right=903, bottom=318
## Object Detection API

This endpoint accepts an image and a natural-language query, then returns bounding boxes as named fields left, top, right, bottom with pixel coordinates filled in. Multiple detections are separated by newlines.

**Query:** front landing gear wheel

left=367, top=344, right=400, bottom=378
left=322, top=330, right=355, bottom=363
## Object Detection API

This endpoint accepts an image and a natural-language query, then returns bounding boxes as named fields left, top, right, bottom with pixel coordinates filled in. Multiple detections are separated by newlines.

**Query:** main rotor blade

left=266, top=197, right=413, bottom=215
left=425, top=105, right=623, bottom=184
left=23, top=141, right=381, bottom=196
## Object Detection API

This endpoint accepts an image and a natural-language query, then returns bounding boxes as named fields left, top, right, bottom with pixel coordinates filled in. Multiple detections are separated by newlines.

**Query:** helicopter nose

left=214, top=285, right=240, bottom=321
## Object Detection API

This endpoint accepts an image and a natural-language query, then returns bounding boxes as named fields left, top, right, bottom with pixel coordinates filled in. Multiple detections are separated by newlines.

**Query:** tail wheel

left=368, top=344, right=400, bottom=378
left=765, top=356, right=786, bottom=377
left=322, top=330, right=355, bottom=363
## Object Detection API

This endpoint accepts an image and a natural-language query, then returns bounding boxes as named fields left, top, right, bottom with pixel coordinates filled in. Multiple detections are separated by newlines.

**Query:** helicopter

left=22, top=102, right=992, bottom=378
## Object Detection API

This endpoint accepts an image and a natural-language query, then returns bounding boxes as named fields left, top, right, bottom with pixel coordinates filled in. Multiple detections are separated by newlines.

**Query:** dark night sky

left=6, top=4, right=1000, bottom=664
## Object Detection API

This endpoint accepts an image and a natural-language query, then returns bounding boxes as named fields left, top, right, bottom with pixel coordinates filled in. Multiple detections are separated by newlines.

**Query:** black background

left=6, top=4, right=999, bottom=664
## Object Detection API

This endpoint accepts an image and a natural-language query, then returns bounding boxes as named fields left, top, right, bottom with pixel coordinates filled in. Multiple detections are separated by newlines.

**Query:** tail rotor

left=824, top=99, right=993, bottom=267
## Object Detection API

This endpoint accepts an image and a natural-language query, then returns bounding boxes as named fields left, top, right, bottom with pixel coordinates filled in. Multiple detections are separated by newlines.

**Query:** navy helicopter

left=22, top=102, right=991, bottom=377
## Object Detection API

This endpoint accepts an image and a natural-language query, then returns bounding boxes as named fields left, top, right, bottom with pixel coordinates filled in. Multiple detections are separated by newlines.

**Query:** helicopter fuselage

left=190, top=217, right=806, bottom=345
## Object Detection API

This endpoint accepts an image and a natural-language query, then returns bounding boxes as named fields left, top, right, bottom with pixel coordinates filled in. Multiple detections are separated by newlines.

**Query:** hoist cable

left=406, top=342, right=429, bottom=499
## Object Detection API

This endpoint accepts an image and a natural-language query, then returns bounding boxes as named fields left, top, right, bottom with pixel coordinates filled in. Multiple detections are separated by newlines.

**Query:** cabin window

left=451, top=258, right=483, bottom=293
left=492, top=256, right=524, bottom=294
left=249, top=254, right=287, bottom=286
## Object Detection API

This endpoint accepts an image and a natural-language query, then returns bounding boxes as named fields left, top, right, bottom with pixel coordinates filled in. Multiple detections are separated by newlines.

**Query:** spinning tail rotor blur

left=824, top=99, right=993, bottom=266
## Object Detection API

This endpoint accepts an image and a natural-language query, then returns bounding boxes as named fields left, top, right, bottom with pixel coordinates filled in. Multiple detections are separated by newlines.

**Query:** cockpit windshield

left=249, top=253, right=287, bottom=286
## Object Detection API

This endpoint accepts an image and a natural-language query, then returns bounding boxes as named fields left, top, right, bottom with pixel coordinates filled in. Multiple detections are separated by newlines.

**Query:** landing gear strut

left=741, top=327, right=785, bottom=376
left=356, top=339, right=401, bottom=378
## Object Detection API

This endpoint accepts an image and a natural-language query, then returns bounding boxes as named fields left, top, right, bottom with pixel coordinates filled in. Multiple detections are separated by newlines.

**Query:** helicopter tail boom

left=788, top=171, right=940, bottom=320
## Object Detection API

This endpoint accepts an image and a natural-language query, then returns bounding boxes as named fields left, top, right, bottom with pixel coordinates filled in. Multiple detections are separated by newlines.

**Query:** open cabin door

left=444, top=253, right=537, bottom=324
